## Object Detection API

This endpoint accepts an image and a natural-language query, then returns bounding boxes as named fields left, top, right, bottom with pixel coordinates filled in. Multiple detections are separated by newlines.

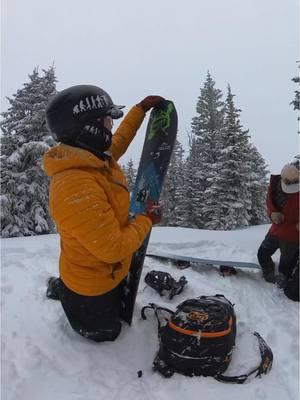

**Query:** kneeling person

left=44, top=85, right=163, bottom=341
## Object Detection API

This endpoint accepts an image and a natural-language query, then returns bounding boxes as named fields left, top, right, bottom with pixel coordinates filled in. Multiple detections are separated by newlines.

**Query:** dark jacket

left=267, top=175, right=299, bottom=242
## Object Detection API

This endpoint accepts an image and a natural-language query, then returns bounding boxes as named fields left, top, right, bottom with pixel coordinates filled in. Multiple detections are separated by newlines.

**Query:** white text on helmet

left=73, top=95, right=110, bottom=115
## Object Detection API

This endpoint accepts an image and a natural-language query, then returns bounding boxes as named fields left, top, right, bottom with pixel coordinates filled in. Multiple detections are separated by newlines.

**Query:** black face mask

left=74, top=119, right=112, bottom=158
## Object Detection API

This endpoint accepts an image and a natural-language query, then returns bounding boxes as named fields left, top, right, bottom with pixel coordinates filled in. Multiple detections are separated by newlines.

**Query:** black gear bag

left=141, top=295, right=273, bottom=383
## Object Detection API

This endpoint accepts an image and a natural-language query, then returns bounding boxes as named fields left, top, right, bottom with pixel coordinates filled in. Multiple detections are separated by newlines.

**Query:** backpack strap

left=141, top=303, right=173, bottom=331
left=216, top=332, right=273, bottom=384
left=141, top=303, right=176, bottom=378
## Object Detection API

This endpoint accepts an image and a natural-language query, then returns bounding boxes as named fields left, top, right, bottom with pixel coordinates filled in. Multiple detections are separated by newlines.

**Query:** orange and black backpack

left=141, top=294, right=273, bottom=383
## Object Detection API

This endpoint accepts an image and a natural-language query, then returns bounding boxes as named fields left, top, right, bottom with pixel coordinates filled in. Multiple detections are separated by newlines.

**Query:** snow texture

left=1, top=225, right=299, bottom=400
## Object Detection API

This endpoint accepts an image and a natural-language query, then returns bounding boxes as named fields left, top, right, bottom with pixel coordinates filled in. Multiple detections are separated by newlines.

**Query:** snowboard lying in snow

left=146, top=251, right=260, bottom=274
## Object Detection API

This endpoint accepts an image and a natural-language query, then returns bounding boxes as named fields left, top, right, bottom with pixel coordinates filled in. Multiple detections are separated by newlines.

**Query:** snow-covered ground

left=1, top=225, right=299, bottom=400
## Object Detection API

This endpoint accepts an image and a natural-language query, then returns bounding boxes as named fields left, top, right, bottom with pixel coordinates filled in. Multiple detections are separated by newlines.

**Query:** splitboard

left=146, top=251, right=260, bottom=273
left=121, top=100, right=178, bottom=325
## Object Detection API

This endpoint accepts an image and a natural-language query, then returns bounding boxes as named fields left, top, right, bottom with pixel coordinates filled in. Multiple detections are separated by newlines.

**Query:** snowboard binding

left=219, top=265, right=237, bottom=276
left=136, top=189, right=150, bottom=202
left=144, top=270, right=188, bottom=299
left=176, top=260, right=191, bottom=269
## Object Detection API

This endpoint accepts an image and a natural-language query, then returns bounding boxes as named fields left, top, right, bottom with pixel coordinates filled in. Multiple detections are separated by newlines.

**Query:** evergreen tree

left=202, top=86, right=251, bottom=229
left=1, top=66, right=57, bottom=237
left=247, top=144, right=269, bottom=225
left=122, top=158, right=136, bottom=192
left=291, top=75, right=300, bottom=111
left=160, top=139, right=187, bottom=226
left=191, top=71, right=225, bottom=163
left=184, top=134, right=204, bottom=227
left=185, top=75, right=269, bottom=230
left=187, top=71, right=225, bottom=227
left=202, top=85, right=267, bottom=229
left=291, top=68, right=300, bottom=134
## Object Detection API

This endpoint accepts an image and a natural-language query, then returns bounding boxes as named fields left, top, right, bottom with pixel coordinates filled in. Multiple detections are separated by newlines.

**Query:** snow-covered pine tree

left=246, top=144, right=269, bottom=225
left=184, top=134, right=203, bottom=228
left=202, top=85, right=252, bottom=230
left=187, top=71, right=225, bottom=227
left=291, top=74, right=300, bottom=111
left=122, top=158, right=136, bottom=193
left=160, top=139, right=187, bottom=226
left=291, top=66, right=300, bottom=134
left=1, top=66, right=57, bottom=237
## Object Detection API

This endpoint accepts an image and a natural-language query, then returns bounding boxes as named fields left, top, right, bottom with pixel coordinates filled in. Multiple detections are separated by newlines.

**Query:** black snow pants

left=257, top=234, right=299, bottom=278
left=58, top=279, right=123, bottom=342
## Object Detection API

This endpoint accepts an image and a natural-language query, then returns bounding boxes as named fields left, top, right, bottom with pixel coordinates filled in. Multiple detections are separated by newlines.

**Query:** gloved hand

left=270, top=212, right=284, bottom=224
left=139, top=96, right=165, bottom=112
left=144, top=201, right=162, bottom=225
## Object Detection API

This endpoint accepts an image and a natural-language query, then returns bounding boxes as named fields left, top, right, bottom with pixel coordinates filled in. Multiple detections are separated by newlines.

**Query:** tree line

left=123, top=72, right=269, bottom=229
left=0, top=67, right=281, bottom=237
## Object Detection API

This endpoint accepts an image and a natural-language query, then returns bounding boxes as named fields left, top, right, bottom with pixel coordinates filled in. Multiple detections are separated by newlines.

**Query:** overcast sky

left=1, top=0, right=299, bottom=173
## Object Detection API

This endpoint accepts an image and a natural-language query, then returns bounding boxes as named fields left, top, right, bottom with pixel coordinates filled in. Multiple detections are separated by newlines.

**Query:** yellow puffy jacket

left=43, top=105, right=152, bottom=296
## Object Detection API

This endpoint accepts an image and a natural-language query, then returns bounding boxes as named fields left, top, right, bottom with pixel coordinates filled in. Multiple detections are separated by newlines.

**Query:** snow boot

left=219, top=265, right=237, bottom=276
left=262, top=269, right=276, bottom=283
left=46, top=277, right=61, bottom=300
left=276, top=273, right=288, bottom=289
left=284, top=262, right=299, bottom=301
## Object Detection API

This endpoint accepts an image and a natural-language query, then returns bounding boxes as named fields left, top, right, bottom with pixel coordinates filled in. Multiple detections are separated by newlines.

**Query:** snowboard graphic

left=146, top=251, right=260, bottom=273
left=121, top=100, right=178, bottom=324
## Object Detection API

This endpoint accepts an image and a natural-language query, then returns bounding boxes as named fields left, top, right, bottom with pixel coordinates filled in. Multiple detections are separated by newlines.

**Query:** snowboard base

left=146, top=251, right=260, bottom=272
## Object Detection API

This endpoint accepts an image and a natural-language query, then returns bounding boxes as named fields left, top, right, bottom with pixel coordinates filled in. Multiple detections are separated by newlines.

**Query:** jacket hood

left=43, top=144, right=106, bottom=177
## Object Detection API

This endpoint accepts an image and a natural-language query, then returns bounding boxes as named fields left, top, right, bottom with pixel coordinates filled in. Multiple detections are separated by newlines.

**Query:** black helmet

left=45, top=85, right=125, bottom=154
